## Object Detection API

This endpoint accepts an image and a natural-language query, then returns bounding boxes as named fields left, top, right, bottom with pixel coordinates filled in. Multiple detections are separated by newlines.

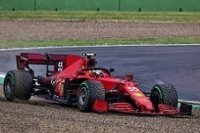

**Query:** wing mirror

left=109, top=68, right=115, bottom=73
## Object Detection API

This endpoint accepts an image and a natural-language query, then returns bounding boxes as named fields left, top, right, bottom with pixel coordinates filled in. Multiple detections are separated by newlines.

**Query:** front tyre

left=150, top=84, right=178, bottom=112
left=77, top=80, right=105, bottom=112
left=3, top=70, right=33, bottom=101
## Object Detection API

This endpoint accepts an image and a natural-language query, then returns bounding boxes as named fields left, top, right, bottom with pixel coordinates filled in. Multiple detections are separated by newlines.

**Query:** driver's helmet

left=87, top=58, right=96, bottom=68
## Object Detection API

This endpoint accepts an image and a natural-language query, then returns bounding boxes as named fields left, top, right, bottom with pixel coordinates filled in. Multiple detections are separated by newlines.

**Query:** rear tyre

left=77, top=80, right=105, bottom=112
left=3, top=70, right=33, bottom=101
left=150, top=84, right=178, bottom=112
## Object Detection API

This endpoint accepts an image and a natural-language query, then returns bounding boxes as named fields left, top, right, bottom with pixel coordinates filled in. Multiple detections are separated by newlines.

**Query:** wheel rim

left=79, top=87, right=88, bottom=105
left=5, top=79, right=13, bottom=94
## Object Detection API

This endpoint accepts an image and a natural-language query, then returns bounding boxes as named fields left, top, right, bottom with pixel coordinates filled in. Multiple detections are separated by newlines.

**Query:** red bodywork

left=16, top=53, right=181, bottom=115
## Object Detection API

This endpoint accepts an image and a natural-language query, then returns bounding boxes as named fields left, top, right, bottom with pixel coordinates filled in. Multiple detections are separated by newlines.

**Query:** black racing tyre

left=150, top=84, right=178, bottom=112
left=77, top=80, right=105, bottom=112
left=3, top=70, right=33, bottom=101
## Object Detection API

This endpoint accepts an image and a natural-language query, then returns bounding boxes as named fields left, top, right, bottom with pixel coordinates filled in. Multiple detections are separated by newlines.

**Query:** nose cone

left=124, top=85, right=154, bottom=112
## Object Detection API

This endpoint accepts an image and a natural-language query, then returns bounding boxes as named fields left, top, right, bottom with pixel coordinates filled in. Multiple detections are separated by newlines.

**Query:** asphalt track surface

left=0, top=45, right=200, bottom=101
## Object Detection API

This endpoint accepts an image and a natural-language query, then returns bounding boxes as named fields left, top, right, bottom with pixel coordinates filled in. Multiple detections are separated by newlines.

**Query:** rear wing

left=16, top=53, right=85, bottom=76
left=16, top=53, right=67, bottom=69
left=16, top=53, right=67, bottom=76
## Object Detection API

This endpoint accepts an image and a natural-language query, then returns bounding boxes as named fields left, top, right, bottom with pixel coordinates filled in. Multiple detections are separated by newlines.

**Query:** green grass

left=0, top=37, right=200, bottom=49
left=0, top=11, right=200, bottom=48
left=1, top=11, right=200, bottom=23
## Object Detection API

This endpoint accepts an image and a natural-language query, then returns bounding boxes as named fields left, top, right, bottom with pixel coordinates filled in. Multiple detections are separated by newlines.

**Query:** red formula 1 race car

left=3, top=53, right=192, bottom=116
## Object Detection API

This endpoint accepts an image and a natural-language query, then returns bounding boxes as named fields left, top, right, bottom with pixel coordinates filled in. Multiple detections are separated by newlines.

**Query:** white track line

left=0, top=73, right=5, bottom=78
left=0, top=73, right=5, bottom=84
left=0, top=44, right=200, bottom=52
left=178, top=99, right=200, bottom=105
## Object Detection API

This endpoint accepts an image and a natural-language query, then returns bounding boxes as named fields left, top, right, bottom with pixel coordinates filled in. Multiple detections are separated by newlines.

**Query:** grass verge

left=0, top=37, right=200, bottom=49
left=1, top=11, right=200, bottom=23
